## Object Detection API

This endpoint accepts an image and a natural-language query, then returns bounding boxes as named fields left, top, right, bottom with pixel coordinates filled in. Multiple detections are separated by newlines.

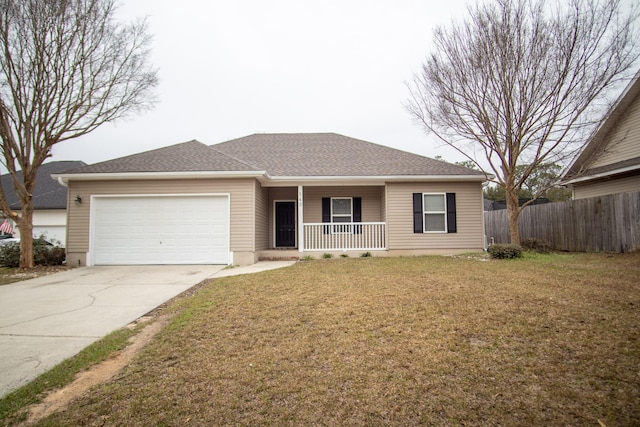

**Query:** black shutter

left=353, top=197, right=362, bottom=234
left=412, top=193, right=423, bottom=233
left=446, top=193, right=457, bottom=233
left=322, top=198, right=331, bottom=222
left=322, top=197, right=330, bottom=234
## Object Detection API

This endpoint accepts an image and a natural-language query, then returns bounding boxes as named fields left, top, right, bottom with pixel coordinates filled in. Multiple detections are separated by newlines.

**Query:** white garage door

left=91, top=195, right=229, bottom=265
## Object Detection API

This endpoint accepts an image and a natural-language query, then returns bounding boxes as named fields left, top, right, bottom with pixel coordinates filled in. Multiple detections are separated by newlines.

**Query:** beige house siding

left=381, top=187, right=387, bottom=222
left=254, top=181, right=269, bottom=253
left=66, top=178, right=256, bottom=266
left=573, top=174, right=640, bottom=199
left=302, top=186, right=384, bottom=223
left=590, top=92, right=640, bottom=169
left=386, top=182, right=484, bottom=250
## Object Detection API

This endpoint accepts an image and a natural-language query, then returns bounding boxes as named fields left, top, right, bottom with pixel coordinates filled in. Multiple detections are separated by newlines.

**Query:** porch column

left=298, top=185, right=304, bottom=253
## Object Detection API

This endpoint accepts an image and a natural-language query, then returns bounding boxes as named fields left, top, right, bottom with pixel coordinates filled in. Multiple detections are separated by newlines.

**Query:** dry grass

left=33, top=252, right=640, bottom=426
left=0, top=266, right=70, bottom=286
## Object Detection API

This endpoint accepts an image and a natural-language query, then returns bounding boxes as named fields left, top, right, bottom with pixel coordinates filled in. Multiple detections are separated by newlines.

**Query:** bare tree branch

left=0, top=0, right=157, bottom=267
left=406, top=0, right=639, bottom=245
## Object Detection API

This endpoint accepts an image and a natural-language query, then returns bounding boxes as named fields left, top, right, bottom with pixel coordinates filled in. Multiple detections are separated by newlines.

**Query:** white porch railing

left=303, top=222, right=386, bottom=251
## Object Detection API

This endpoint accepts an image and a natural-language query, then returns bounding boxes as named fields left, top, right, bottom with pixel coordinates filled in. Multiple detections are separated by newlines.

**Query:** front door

left=275, top=201, right=296, bottom=247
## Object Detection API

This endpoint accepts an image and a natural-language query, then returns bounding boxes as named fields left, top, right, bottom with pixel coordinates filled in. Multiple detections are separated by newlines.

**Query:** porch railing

left=303, top=222, right=386, bottom=251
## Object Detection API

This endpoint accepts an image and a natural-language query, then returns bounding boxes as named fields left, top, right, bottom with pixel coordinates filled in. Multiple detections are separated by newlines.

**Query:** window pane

left=332, top=198, right=352, bottom=215
left=425, top=213, right=446, bottom=232
left=424, top=194, right=445, bottom=211
left=332, top=216, right=351, bottom=223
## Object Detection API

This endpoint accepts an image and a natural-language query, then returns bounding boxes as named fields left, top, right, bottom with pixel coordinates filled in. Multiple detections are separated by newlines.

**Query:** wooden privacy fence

left=484, top=191, right=640, bottom=253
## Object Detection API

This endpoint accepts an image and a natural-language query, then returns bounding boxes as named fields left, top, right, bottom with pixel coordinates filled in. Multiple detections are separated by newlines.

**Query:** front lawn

left=25, top=253, right=640, bottom=426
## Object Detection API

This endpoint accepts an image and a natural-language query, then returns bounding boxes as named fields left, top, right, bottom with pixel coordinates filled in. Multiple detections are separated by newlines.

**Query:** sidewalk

left=212, top=260, right=297, bottom=278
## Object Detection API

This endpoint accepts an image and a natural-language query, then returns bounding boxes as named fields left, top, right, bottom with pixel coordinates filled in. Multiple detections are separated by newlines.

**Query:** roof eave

left=263, top=174, right=491, bottom=187
left=53, top=170, right=269, bottom=184
left=562, top=163, right=640, bottom=185
left=52, top=171, right=491, bottom=187
left=562, top=70, right=640, bottom=178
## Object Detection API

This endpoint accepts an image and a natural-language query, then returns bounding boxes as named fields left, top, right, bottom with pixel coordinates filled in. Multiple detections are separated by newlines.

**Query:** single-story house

left=53, top=133, right=488, bottom=266
left=561, top=70, right=640, bottom=198
left=1, top=160, right=86, bottom=245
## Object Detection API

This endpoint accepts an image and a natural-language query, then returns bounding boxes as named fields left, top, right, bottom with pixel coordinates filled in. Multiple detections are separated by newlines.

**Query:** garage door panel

left=91, top=195, right=229, bottom=265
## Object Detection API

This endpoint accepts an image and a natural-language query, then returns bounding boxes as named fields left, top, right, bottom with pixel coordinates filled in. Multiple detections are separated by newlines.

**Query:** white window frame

left=423, top=193, right=447, bottom=233
left=331, top=197, right=353, bottom=234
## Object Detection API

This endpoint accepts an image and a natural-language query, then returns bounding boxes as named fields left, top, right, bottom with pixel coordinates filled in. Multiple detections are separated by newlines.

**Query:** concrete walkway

left=0, top=261, right=295, bottom=398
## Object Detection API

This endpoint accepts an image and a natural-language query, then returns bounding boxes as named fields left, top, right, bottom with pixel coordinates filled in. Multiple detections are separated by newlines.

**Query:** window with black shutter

left=412, top=192, right=457, bottom=233
left=321, top=197, right=362, bottom=234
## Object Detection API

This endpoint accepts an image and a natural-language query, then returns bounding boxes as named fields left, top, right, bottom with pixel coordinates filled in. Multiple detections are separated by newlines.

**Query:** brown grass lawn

left=31, top=253, right=640, bottom=426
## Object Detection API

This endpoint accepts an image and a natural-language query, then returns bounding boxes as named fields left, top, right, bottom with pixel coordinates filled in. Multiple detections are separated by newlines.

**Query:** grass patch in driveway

left=32, top=253, right=640, bottom=426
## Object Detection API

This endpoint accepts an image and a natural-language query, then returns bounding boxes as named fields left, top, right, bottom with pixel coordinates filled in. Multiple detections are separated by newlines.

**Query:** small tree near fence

left=484, top=191, right=640, bottom=253
left=407, top=0, right=639, bottom=245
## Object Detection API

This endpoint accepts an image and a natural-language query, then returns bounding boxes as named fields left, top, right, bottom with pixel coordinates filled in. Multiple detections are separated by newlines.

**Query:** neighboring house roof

left=1, top=161, right=87, bottom=209
left=562, top=70, right=640, bottom=184
left=58, top=133, right=486, bottom=182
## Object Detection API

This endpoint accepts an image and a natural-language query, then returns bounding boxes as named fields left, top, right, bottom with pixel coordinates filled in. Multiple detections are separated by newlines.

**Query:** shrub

left=322, top=253, right=333, bottom=259
left=0, top=242, right=20, bottom=267
left=521, top=238, right=552, bottom=253
left=302, top=255, right=314, bottom=261
left=360, top=252, right=372, bottom=258
left=340, top=253, right=349, bottom=258
left=0, top=236, right=66, bottom=267
left=488, top=244, right=523, bottom=259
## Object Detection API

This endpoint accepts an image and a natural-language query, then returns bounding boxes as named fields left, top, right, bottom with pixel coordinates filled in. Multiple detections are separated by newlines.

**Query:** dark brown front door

left=275, top=201, right=296, bottom=247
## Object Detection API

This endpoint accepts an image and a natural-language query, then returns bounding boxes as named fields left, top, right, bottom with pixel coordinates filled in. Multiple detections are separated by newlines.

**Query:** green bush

left=322, top=253, right=333, bottom=259
left=360, top=252, right=372, bottom=258
left=35, top=244, right=66, bottom=266
left=488, top=244, right=523, bottom=259
left=0, top=242, right=20, bottom=267
left=0, top=237, right=66, bottom=267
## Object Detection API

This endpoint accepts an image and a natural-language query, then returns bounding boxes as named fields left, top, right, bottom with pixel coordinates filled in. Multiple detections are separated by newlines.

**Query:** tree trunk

left=17, top=203, right=34, bottom=268
left=505, top=186, right=521, bottom=246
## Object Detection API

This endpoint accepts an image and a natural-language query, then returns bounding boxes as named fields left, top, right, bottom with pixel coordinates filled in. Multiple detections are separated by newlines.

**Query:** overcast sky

left=50, top=0, right=472, bottom=166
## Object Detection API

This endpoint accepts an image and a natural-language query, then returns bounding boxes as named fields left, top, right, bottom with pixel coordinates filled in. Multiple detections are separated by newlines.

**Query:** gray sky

left=50, top=0, right=472, bottom=166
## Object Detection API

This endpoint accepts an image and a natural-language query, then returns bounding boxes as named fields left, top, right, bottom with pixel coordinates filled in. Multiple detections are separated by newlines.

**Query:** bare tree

left=0, top=0, right=157, bottom=267
left=407, top=0, right=639, bottom=245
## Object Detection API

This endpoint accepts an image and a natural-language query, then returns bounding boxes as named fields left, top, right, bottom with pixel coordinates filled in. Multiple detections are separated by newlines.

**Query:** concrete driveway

left=0, top=265, right=225, bottom=398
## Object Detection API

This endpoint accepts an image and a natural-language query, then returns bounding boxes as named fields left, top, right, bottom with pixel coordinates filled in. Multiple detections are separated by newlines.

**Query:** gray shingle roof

left=212, top=133, right=484, bottom=177
left=1, top=161, right=87, bottom=209
left=61, top=134, right=485, bottom=178
left=64, top=140, right=258, bottom=174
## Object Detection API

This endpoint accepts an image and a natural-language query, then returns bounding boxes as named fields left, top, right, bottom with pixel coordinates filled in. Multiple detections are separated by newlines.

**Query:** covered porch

left=264, top=184, right=387, bottom=254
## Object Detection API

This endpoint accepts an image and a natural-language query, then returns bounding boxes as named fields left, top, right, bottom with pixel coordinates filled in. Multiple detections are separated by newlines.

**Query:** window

left=412, top=192, right=457, bottom=234
left=331, top=197, right=352, bottom=233
left=322, top=197, right=362, bottom=234
left=423, top=193, right=446, bottom=232
left=331, top=198, right=352, bottom=222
